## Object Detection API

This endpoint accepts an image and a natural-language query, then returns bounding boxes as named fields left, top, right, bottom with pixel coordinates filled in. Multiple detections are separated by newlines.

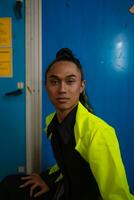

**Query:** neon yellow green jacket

left=45, top=101, right=134, bottom=200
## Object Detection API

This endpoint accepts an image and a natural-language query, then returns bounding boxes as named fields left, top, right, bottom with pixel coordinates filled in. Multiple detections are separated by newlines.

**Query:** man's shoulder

left=77, top=102, right=114, bottom=131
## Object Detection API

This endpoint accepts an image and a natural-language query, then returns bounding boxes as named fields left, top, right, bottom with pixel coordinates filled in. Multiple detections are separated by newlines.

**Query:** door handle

left=5, top=89, right=23, bottom=96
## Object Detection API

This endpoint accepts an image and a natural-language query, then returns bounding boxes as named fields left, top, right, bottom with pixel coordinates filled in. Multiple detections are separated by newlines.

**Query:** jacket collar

left=45, top=102, right=90, bottom=140
left=74, top=102, right=90, bottom=141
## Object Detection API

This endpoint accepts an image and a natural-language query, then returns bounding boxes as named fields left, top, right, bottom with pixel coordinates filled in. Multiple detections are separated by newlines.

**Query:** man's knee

left=1, top=174, right=25, bottom=188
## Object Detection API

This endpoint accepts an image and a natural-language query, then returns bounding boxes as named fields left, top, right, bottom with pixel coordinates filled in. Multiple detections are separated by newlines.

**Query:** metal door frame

left=25, top=0, right=42, bottom=174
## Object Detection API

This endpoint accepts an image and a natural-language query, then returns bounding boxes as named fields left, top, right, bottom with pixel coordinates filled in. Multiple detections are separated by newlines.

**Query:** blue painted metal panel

left=0, top=0, right=26, bottom=179
left=42, top=0, right=134, bottom=191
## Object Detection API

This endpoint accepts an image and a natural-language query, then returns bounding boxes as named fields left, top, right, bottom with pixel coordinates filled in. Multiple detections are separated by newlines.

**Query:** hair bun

left=56, top=48, right=74, bottom=59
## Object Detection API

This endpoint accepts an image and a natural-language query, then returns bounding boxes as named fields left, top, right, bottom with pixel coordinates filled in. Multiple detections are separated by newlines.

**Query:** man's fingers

left=19, top=180, right=33, bottom=188
left=19, top=173, right=49, bottom=198
left=20, top=174, right=38, bottom=188
left=33, top=189, right=46, bottom=198
left=21, top=176, right=33, bottom=180
left=21, top=173, right=38, bottom=180
left=30, top=183, right=38, bottom=197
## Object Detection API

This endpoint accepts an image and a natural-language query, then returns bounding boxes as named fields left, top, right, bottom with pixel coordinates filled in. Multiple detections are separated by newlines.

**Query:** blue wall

left=0, top=0, right=26, bottom=179
left=42, top=0, right=134, bottom=191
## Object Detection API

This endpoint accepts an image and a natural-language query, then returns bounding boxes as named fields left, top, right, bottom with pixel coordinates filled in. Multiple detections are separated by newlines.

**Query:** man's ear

left=80, top=80, right=86, bottom=93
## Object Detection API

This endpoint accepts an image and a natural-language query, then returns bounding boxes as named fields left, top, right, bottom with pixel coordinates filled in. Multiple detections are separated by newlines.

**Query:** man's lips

left=56, top=97, right=70, bottom=102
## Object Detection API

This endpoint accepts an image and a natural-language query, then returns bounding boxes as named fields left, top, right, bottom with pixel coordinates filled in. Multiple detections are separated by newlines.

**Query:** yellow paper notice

left=0, top=18, right=12, bottom=47
left=0, top=48, right=12, bottom=77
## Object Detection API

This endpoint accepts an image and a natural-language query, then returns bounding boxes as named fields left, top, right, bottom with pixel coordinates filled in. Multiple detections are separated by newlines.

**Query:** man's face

left=46, top=61, right=85, bottom=117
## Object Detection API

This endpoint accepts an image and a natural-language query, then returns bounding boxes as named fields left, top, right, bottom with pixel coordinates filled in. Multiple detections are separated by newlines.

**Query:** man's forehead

left=47, top=61, right=81, bottom=78
left=48, top=74, right=77, bottom=79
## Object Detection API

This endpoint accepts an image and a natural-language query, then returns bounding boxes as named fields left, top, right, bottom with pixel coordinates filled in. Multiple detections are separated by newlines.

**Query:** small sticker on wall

left=129, top=5, right=134, bottom=14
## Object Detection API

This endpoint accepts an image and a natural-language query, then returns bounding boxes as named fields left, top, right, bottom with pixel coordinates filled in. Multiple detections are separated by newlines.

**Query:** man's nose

left=59, top=81, right=67, bottom=92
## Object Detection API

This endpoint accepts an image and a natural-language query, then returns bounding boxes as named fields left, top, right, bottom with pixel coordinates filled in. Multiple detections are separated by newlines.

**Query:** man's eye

left=50, top=80, right=59, bottom=85
left=67, top=79, right=76, bottom=84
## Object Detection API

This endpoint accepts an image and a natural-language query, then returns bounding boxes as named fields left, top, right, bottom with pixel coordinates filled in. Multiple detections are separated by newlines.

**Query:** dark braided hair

left=45, top=48, right=94, bottom=113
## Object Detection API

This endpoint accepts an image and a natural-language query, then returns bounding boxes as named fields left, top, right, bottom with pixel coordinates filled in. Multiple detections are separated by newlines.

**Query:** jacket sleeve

left=40, top=164, right=62, bottom=189
left=87, top=126, right=134, bottom=200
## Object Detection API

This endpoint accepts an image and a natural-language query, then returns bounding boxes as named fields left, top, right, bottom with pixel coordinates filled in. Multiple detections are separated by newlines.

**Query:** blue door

left=0, top=0, right=26, bottom=179
left=42, top=0, right=134, bottom=192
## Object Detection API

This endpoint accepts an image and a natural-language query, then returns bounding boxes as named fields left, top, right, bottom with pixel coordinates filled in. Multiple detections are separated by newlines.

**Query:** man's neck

left=57, top=110, right=69, bottom=123
left=56, top=104, right=78, bottom=123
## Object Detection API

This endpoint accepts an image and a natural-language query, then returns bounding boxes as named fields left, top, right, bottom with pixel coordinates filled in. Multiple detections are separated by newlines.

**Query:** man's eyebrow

left=48, top=75, right=59, bottom=79
left=66, top=74, right=77, bottom=78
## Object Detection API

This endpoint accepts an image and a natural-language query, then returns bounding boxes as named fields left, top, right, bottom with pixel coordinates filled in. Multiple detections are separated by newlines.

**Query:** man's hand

left=19, top=173, right=50, bottom=198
